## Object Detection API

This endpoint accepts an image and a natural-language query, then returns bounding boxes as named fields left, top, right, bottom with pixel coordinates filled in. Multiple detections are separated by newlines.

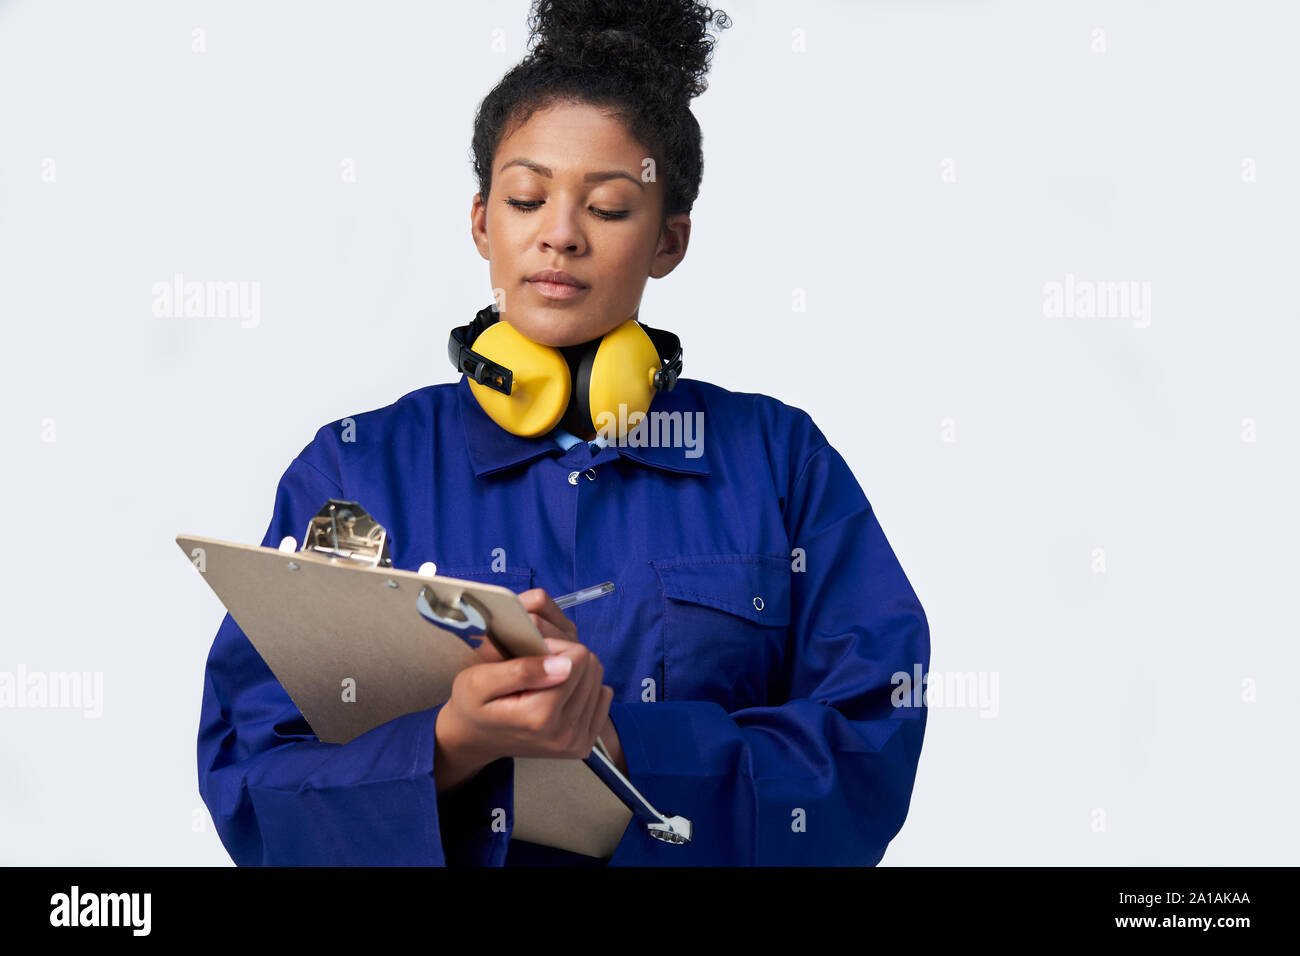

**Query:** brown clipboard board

left=176, top=531, right=634, bottom=859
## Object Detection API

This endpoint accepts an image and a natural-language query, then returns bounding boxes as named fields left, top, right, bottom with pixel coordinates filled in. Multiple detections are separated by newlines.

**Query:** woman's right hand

left=440, top=636, right=612, bottom=765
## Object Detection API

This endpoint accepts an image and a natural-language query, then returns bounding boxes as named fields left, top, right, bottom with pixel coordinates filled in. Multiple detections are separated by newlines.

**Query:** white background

left=1, top=0, right=1295, bottom=864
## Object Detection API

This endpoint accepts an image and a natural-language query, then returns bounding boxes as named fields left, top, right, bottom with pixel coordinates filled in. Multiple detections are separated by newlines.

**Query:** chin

left=511, top=312, right=602, bottom=348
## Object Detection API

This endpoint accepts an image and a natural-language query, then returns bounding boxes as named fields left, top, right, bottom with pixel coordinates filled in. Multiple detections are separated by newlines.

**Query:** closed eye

left=504, top=198, right=628, bottom=221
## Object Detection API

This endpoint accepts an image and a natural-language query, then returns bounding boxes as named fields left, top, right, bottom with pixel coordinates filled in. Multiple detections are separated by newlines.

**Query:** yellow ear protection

left=447, top=303, right=683, bottom=438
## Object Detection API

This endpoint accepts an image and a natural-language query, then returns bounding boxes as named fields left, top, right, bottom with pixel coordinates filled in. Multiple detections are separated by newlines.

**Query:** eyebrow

left=497, top=157, right=644, bottom=189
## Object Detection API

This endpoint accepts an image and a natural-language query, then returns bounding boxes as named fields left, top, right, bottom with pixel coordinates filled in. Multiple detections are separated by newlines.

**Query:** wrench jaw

left=646, top=815, right=693, bottom=845
left=581, top=746, right=694, bottom=847
left=417, top=587, right=490, bottom=648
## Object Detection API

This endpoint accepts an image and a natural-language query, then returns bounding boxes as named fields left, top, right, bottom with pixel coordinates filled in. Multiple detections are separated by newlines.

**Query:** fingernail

left=543, top=656, right=571, bottom=676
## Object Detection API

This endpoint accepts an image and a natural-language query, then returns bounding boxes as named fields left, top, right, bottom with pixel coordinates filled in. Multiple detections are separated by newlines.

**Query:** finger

left=542, top=636, right=580, bottom=654
left=519, top=589, right=578, bottom=641
left=540, top=642, right=594, bottom=720
left=529, top=612, right=571, bottom=643
left=474, top=634, right=507, bottom=663
left=538, top=642, right=589, bottom=735
left=585, top=685, right=614, bottom=754
left=574, top=678, right=610, bottom=758
left=561, top=654, right=602, bottom=749
left=470, top=654, right=576, bottom=704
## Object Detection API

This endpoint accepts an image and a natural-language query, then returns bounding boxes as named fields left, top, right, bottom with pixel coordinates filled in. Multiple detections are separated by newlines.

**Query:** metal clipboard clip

left=300, top=498, right=693, bottom=848
left=299, top=499, right=393, bottom=568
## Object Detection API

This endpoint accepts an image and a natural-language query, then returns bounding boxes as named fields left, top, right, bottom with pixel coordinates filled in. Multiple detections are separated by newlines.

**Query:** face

left=471, top=100, right=691, bottom=347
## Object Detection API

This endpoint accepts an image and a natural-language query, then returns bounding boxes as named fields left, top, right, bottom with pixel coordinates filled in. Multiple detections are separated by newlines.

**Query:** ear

left=470, top=192, right=491, bottom=261
left=649, top=213, right=691, bottom=280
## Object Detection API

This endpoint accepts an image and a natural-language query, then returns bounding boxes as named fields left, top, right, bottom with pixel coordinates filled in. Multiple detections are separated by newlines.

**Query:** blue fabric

left=197, top=373, right=930, bottom=866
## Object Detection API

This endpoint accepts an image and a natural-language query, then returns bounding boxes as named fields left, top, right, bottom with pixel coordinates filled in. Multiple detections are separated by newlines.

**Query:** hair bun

left=528, top=0, right=731, bottom=101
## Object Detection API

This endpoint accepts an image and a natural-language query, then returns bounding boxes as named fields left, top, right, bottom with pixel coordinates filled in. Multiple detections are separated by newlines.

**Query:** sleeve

left=604, top=440, right=930, bottom=866
left=195, top=433, right=516, bottom=866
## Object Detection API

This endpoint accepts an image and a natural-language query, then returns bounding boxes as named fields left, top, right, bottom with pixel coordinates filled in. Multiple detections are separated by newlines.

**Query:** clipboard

left=178, top=499, right=691, bottom=859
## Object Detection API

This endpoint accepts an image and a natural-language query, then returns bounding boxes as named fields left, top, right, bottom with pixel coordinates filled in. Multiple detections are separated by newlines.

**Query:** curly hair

left=471, top=0, right=732, bottom=231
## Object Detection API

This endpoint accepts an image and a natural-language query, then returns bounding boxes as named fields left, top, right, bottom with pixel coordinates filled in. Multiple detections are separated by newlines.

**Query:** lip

left=527, top=269, right=588, bottom=289
left=526, top=269, right=590, bottom=301
left=528, top=280, right=589, bottom=301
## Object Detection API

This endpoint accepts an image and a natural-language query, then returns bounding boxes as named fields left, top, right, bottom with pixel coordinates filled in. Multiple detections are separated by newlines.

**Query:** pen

left=553, top=580, right=615, bottom=610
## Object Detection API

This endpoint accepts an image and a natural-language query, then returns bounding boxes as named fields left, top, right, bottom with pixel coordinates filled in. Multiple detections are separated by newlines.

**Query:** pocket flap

left=651, top=553, right=791, bottom=627
left=432, top=565, right=533, bottom=592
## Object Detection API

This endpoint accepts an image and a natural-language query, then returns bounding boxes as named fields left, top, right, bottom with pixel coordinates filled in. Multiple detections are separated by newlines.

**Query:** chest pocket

left=651, top=553, right=791, bottom=711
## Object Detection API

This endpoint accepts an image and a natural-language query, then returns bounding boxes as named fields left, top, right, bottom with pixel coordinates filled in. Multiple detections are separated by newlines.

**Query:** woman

left=197, top=0, right=930, bottom=867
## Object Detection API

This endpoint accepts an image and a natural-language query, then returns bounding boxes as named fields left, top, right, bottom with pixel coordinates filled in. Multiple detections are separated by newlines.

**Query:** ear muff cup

left=585, top=320, right=663, bottom=438
left=466, top=320, right=572, bottom=437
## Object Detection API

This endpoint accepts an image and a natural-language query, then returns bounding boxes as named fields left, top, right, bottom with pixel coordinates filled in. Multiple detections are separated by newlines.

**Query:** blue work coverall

left=196, top=373, right=930, bottom=865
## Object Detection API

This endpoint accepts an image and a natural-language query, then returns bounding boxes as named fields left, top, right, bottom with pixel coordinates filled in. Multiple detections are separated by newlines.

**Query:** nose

left=536, top=199, right=586, bottom=255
